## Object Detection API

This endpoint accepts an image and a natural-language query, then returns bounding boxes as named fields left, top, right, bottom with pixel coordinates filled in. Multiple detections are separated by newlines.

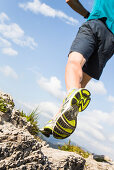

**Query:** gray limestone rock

left=0, top=91, right=114, bottom=170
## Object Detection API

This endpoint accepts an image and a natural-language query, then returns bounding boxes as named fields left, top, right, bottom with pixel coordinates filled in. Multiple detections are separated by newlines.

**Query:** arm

left=66, top=0, right=90, bottom=18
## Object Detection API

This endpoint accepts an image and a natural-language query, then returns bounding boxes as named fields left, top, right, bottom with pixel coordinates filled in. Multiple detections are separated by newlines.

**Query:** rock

left=0, top=91, right=14, bottom=109
left=41, top=147, right=85, bottom=170
left=85, top=155, right=114, bottom=170
left=0, top=90, right=114, bottom=170
left=93, top=154, right=112, bottom=162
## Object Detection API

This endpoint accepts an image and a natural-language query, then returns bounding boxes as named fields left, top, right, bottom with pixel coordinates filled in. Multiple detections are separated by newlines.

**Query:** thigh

left=83, top=19, right=114, bottom=80
left=68, top=21, right=97, bottom=62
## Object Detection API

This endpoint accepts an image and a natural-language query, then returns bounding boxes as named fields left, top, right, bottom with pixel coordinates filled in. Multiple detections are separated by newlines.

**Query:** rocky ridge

left=0, top=91, right=114, bottom=170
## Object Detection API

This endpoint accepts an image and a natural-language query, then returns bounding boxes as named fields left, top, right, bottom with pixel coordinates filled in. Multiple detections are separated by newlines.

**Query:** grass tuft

left=0, top=97, right=8, bottom=113
left=58, top=139, right=90, bottom=158
left=20, top=107, right=39, bottom=136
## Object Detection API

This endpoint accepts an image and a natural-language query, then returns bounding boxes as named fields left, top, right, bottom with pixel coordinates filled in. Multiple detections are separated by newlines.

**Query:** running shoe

left=39, top=120, right=53, bottom=138
left=40, top=88, right=91, bottom=139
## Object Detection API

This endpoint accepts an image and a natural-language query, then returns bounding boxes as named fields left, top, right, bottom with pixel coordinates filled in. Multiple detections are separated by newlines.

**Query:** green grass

left=0, top=97, right=8, bottom=113
left=58, top=140, right=90, bottom=158
left=0, top=95, right=39, bottom=138
left=20, top=107, right=39, bottom=136
left=0, top=96, right=15, bottom=113
left=0, top=95, right=39, bottom=136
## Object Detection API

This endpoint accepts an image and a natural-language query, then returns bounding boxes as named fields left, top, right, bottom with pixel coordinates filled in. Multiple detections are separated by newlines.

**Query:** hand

left=84, top=12, right=90, bottom=19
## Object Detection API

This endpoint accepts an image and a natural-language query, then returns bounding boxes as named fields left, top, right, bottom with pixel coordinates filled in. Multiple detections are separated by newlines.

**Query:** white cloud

left=75, top=109, right=111, bottom=142
left=88, top=138, right=112, bottom=153
left=0, top=23, right=24, bottom=39
left=73, top=128, right=114, bottom=160
left=0, top=65, right=18, bottom=79
left=79, top=121, right=105, bottom=141
left=38, top=101, right=59, bottom=119
left=19, top=0, right=79, bottom=25
left=0, top=12, right=37, bottom=52
left=37, top=76, right=66, bottom=100
left=39, top=101, right=58, bottom=116
left=108, top=95, right=114, bottom=103
left=83, top=110, right=109, bottom=123
left=109, top=135, right=114, bottom=143
left=0, top=37, right=18, bottom=56
left=0, top=12, right=9, bottom=23
left=0, top=22, right=37, bottom=49
left=75, top=130, right=110, bottom=152
left=0, top=37, right=11, bottom=47
left=87, top=80, right=107, bottom=95
left=2, top=47, right=18, bottom=56
left=13, top=36, right=37, bottom=49
left=76, top=130, right=92, bottom=142
left=17, top=100, right=59, bottom=119
left=18, top=101, right=34, bottom=111
left=106, top=111, right=114, bottom=126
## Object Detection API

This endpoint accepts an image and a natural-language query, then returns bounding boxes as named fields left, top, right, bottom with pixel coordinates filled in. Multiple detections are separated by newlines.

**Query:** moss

left=58, top=139, right=90, bottom=158
left=20, top=108, right=39, bottom=136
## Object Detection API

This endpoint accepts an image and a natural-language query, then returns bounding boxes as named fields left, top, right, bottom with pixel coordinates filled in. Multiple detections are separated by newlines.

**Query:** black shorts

left=69, top=19, right=114, bottom=80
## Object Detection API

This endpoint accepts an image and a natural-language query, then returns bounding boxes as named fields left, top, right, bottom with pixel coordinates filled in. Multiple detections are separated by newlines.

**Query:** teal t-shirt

left=87, top=0, right=114, bottom=34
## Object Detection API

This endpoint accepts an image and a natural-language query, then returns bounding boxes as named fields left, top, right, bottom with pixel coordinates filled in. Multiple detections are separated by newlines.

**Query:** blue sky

left=0, top=0, right=114, bottom=160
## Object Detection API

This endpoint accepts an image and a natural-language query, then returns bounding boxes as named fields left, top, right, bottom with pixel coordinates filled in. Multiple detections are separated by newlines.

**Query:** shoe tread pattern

left=53, top=131, right=67, bottom=139
left=71, top=89, right=91, bottom=112
left=53, top=115, right=76, bottom=139
left=63, top=111, right=77, bottom=128
left=53, top=88, right=91, bottom=139
left=54, top=124, right=71, bottom=136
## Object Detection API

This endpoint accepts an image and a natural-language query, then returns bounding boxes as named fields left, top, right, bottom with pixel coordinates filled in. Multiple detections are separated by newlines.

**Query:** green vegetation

left=58, top=139, right=90, bottom=158
left=0, top=96, right=14, bottom=113
left=20, top=110, right=26, bottom=117
left=0, top=94, right=39, bottom=137
left=0, top=97, right=8, bottom=113
left=0, top=95, right=40, bottom=139
left=20, top=108, right=39, bottom=136
left=8, top=100, right=15, bottom=108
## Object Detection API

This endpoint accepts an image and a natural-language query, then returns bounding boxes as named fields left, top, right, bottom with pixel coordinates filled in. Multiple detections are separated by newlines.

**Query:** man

left=40, top=0, right=114, bottom=139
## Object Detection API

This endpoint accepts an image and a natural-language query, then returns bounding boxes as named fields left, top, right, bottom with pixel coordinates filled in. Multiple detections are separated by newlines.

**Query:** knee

left=67, top=54, right=81, bottom=70
left=67, top=59, right=80, bottom=71
left=66, top=52, right=84, bottom=79
left=68, top=51, right=86, bottom=67
left=66, top=57, right=83, bottom=78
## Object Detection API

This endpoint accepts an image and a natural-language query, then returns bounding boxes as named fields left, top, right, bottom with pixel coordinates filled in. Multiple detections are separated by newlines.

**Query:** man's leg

left=51, top=52, right=91, bottom=138
left=81, top=72, right=92, bottom=88
left=40, top=52, right=91, bottom=139
left=54, top=52, right=91, bottom=116
left=65, top=51, right=89, bottom=90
